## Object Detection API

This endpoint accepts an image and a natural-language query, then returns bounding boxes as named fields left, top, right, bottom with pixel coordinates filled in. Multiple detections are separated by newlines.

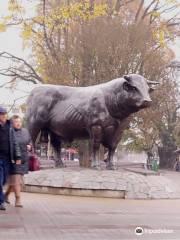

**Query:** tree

left=0, top=0, right=180, bottom=168
left=1, top=0, right=179, bottom=84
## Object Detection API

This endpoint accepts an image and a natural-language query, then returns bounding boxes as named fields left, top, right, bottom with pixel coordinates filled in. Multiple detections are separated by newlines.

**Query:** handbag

left=29, top=153, right=40, bottom=171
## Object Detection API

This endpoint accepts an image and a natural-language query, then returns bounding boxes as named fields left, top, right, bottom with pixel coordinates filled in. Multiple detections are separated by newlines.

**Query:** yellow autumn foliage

left=0, top=23, right=6, bottom=32
left=20, top=1, right=108, bottom=50
left=151, top=11, right=161, bottom=18
left=8, top=0, right=24, bottom=13
left=21, top=24, right=33, bottom=40
left=153, top=26, right=170, bottom=47
left=165, top=0, right=177, bottom=4
left=46, top=2, right=108, bottom=29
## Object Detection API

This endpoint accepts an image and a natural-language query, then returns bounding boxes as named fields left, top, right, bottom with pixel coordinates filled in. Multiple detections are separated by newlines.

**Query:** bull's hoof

left=56, top=162, right=66, bottom=168
left=106, top=164, right=116, bottom=170
left=91, top=162, right=100, bottom=170
left=91, top=166, right=101, bottom=170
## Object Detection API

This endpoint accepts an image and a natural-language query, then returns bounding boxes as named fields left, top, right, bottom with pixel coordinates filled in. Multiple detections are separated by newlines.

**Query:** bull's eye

left=149, top=87, right=154, bottom=93
left=123, top=83, right=137, bottom=92
left=123, top=82, right=130, bottom=91
left=131, top=86, right=137, bottom=92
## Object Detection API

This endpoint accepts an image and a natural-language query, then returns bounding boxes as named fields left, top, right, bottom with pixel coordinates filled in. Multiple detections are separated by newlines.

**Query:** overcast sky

left=0, top=1, right=179, bottom=106
left=0, top=1, right=36, bottom=105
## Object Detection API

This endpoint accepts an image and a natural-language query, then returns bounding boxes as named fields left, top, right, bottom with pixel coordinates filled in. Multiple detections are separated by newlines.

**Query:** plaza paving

left=0, top=192, right=180, bottom=240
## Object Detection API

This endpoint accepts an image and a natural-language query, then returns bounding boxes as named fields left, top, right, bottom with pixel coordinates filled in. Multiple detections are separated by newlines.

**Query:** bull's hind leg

left=50, top=132, right=64, bottom=168
left=106, top=147, right=117, bottom=170
left=89, top=125, right=102, bottom=169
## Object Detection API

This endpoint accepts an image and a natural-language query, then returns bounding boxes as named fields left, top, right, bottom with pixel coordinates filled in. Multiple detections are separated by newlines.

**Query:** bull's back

left=27, top=84, right=101, bottom=113
left=26, top=85, right=97, bottom=124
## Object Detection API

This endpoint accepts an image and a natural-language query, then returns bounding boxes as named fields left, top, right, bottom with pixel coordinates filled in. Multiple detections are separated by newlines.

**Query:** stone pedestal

left=24, top=168, right=180, bottom=199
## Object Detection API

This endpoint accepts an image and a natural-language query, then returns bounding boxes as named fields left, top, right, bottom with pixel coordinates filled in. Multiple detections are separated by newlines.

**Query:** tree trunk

left=78, top=140, right=91, bottom=168
left=78, top=140, right=105, bottom=168
left=158, top=146, right=176, bottom=169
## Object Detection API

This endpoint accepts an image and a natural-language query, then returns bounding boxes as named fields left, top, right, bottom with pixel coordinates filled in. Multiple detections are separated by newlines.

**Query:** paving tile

left=0, top=192, right=180, bottom=240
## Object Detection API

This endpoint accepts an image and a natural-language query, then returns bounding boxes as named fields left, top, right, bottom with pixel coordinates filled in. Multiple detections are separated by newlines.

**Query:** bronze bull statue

left=26, top=74, right=158, bottom=169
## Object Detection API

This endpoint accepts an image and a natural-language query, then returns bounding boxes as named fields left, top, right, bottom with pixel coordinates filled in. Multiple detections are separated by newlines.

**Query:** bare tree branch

left=0, top=51, right=43, bottom=84
left=42, top=0, right=60, bottom=64
left=8, top=95, right=29, bottom=114
left=0, top=79, right=15, bottom=88
left=135, top=0, right=144, bottom=22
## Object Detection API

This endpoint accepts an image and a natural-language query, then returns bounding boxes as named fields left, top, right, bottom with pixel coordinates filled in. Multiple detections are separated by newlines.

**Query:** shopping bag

left=29, top=153, right=40, bottom=171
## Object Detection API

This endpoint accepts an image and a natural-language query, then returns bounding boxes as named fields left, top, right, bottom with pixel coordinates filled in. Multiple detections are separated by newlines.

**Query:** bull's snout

left=141, top=99, right=152, bottom=108
left=136, top=99, right=152, bottom=108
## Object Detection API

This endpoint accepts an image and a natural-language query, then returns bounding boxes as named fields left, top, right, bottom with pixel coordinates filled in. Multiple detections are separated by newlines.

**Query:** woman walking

left=5, top=115, right=32, bottom=207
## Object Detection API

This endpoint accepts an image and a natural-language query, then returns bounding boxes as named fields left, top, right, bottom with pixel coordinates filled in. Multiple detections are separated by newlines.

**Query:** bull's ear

left=147, top=80, right=159, bottom=85
left=123, top=75, right=131, bottom=82
left=149, top=87, right=154, bottom=93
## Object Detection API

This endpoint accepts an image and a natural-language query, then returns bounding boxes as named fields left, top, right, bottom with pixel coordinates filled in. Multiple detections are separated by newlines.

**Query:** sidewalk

left=0, top=192, right=180, bottom=240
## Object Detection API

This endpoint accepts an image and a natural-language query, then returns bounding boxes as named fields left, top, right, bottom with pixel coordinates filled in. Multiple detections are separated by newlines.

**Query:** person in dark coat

left=0, top=107, right=21, bottom=211
left=5, top=115, right=32, bottom=207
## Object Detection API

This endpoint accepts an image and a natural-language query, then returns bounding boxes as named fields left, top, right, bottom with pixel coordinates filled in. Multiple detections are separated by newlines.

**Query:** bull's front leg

left=103, top=125, right=117, bottom=170
left=53, top=143, right=64, bottom=168
left=106, top=147, right=117, bottom=170
left=50, top=132, right=64, bottom=168
left=90, top=125, right=102, bottom=169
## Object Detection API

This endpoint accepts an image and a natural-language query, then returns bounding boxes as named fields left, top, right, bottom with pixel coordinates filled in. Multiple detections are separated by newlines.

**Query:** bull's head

left=120, top=74, right=158, bottom=111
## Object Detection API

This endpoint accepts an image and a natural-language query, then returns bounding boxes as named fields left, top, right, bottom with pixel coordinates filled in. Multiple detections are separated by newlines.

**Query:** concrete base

left=124, top=167, right=160, bottom=176
left=24, top=168, right=180, bottom=199
left=23, top=185, right=125, bottom=198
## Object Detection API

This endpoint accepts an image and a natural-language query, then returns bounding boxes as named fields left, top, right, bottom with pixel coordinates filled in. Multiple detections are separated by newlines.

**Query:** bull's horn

left=123, top=75, right=131, bottom=82
left=147, top=80, right=160, bottom=85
